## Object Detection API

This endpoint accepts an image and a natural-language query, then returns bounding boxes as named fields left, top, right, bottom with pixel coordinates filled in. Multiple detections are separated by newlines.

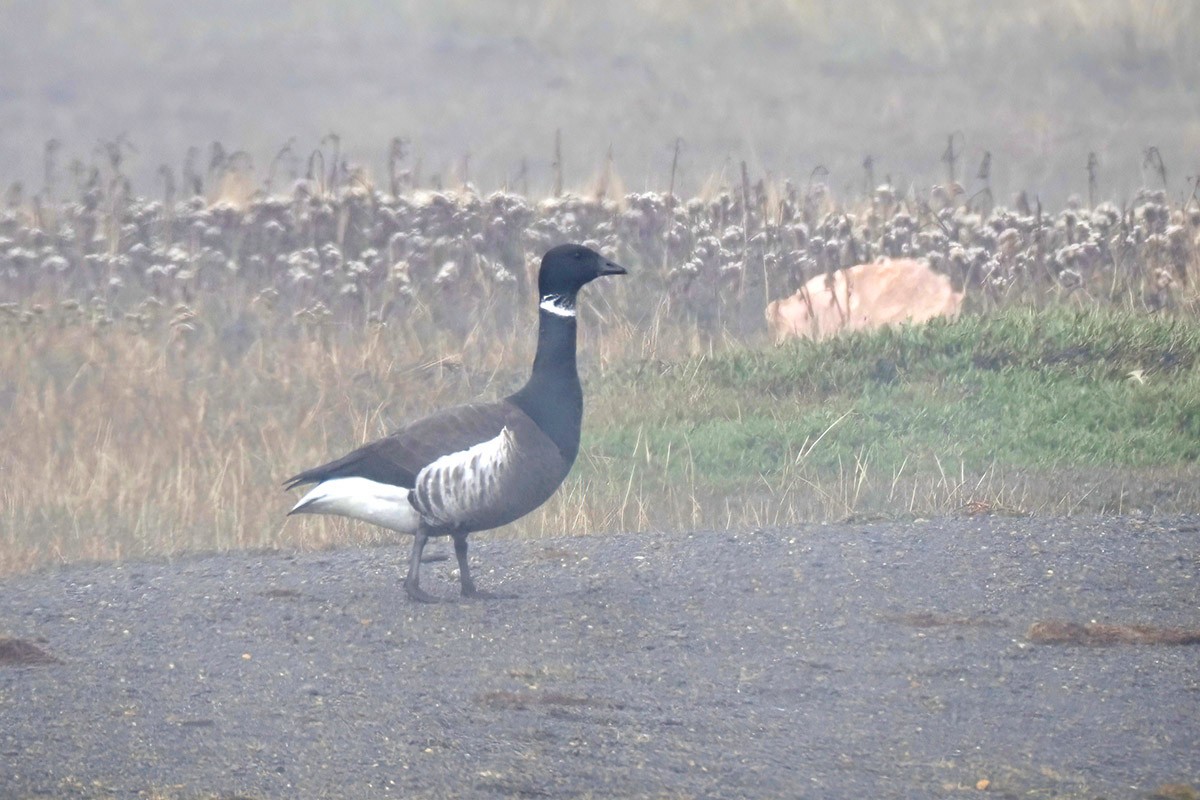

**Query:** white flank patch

left=415, top=426, right=514, bottom=527
left=290, top=477, right=421, bottom=533
left=539, top=294, right=576, bottom=318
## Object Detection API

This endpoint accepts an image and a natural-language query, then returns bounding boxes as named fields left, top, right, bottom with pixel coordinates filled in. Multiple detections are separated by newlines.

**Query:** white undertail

left=290, top=477, right=422, bottom=533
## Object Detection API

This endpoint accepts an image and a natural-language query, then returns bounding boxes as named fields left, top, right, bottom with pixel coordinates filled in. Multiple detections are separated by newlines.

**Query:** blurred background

left=2, top=0, right=1198, bottom=205
left=3, top=0, right=1200, bottom=569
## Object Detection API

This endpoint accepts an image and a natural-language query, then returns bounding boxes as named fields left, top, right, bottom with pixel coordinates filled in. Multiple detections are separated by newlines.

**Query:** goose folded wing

left=283, top=402, right=522, bottom=490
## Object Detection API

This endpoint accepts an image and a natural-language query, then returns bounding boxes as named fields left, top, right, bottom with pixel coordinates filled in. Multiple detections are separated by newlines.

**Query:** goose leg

left=453, top=533, right=478, bottom=596
left=454, top=532, right=516, bottom=600
left=404, top=529, right=448, bottom=603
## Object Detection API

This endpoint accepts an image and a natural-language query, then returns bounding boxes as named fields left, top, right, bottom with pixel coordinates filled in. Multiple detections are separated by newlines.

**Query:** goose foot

left=405, top=582, right=454, bottom=604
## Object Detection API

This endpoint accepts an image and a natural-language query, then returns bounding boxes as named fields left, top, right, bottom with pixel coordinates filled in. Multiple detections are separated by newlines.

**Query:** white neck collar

left=539, top=294, right=576, bottom=318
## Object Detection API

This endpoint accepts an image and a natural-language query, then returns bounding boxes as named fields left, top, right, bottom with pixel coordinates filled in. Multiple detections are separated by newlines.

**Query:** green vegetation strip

left=4, top=306, right=1199, bottom=572
left=586, top=307, right=1200, bottom=491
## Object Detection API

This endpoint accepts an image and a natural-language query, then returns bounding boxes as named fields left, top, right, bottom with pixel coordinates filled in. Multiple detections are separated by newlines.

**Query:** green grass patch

left=609, top=306, right=1200, bottom=402
left=578, top=307, right=1200, bottom=519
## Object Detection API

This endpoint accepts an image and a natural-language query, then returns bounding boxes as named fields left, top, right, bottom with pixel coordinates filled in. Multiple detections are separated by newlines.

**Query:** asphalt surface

left=1, top=515, right=1198, bottom=799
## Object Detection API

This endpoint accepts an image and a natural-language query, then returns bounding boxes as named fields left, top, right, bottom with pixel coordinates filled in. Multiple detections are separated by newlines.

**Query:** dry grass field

left=2, top=1, right=1199, bottom=573
left=2, top=167, right=1199, bottom=572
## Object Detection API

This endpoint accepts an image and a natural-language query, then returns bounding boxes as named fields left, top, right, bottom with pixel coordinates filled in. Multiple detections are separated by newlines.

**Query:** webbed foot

left=405, top=582, right=454, bottom=604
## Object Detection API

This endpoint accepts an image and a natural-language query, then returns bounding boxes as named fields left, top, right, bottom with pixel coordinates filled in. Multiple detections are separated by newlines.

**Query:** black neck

left=508, top=305, right=584, bottom=463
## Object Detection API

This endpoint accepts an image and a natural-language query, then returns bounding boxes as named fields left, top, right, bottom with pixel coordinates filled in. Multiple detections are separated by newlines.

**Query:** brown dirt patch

left=0, top=637, right=59, bottom=665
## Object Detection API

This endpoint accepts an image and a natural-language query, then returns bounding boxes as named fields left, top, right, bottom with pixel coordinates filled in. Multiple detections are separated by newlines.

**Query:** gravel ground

left=1, top=515, right=1198, bottom=799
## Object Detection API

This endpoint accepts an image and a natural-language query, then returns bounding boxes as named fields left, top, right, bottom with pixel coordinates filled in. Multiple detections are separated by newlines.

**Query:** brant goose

left=285, top=244, right=626, bottom=602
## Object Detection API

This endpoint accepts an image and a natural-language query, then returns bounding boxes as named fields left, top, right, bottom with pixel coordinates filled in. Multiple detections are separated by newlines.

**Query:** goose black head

left=538, top=244, right=626, bottom=299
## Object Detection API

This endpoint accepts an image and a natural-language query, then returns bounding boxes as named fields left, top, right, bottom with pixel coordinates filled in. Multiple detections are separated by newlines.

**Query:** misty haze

left=1, top=2, right=1198, bottom=798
